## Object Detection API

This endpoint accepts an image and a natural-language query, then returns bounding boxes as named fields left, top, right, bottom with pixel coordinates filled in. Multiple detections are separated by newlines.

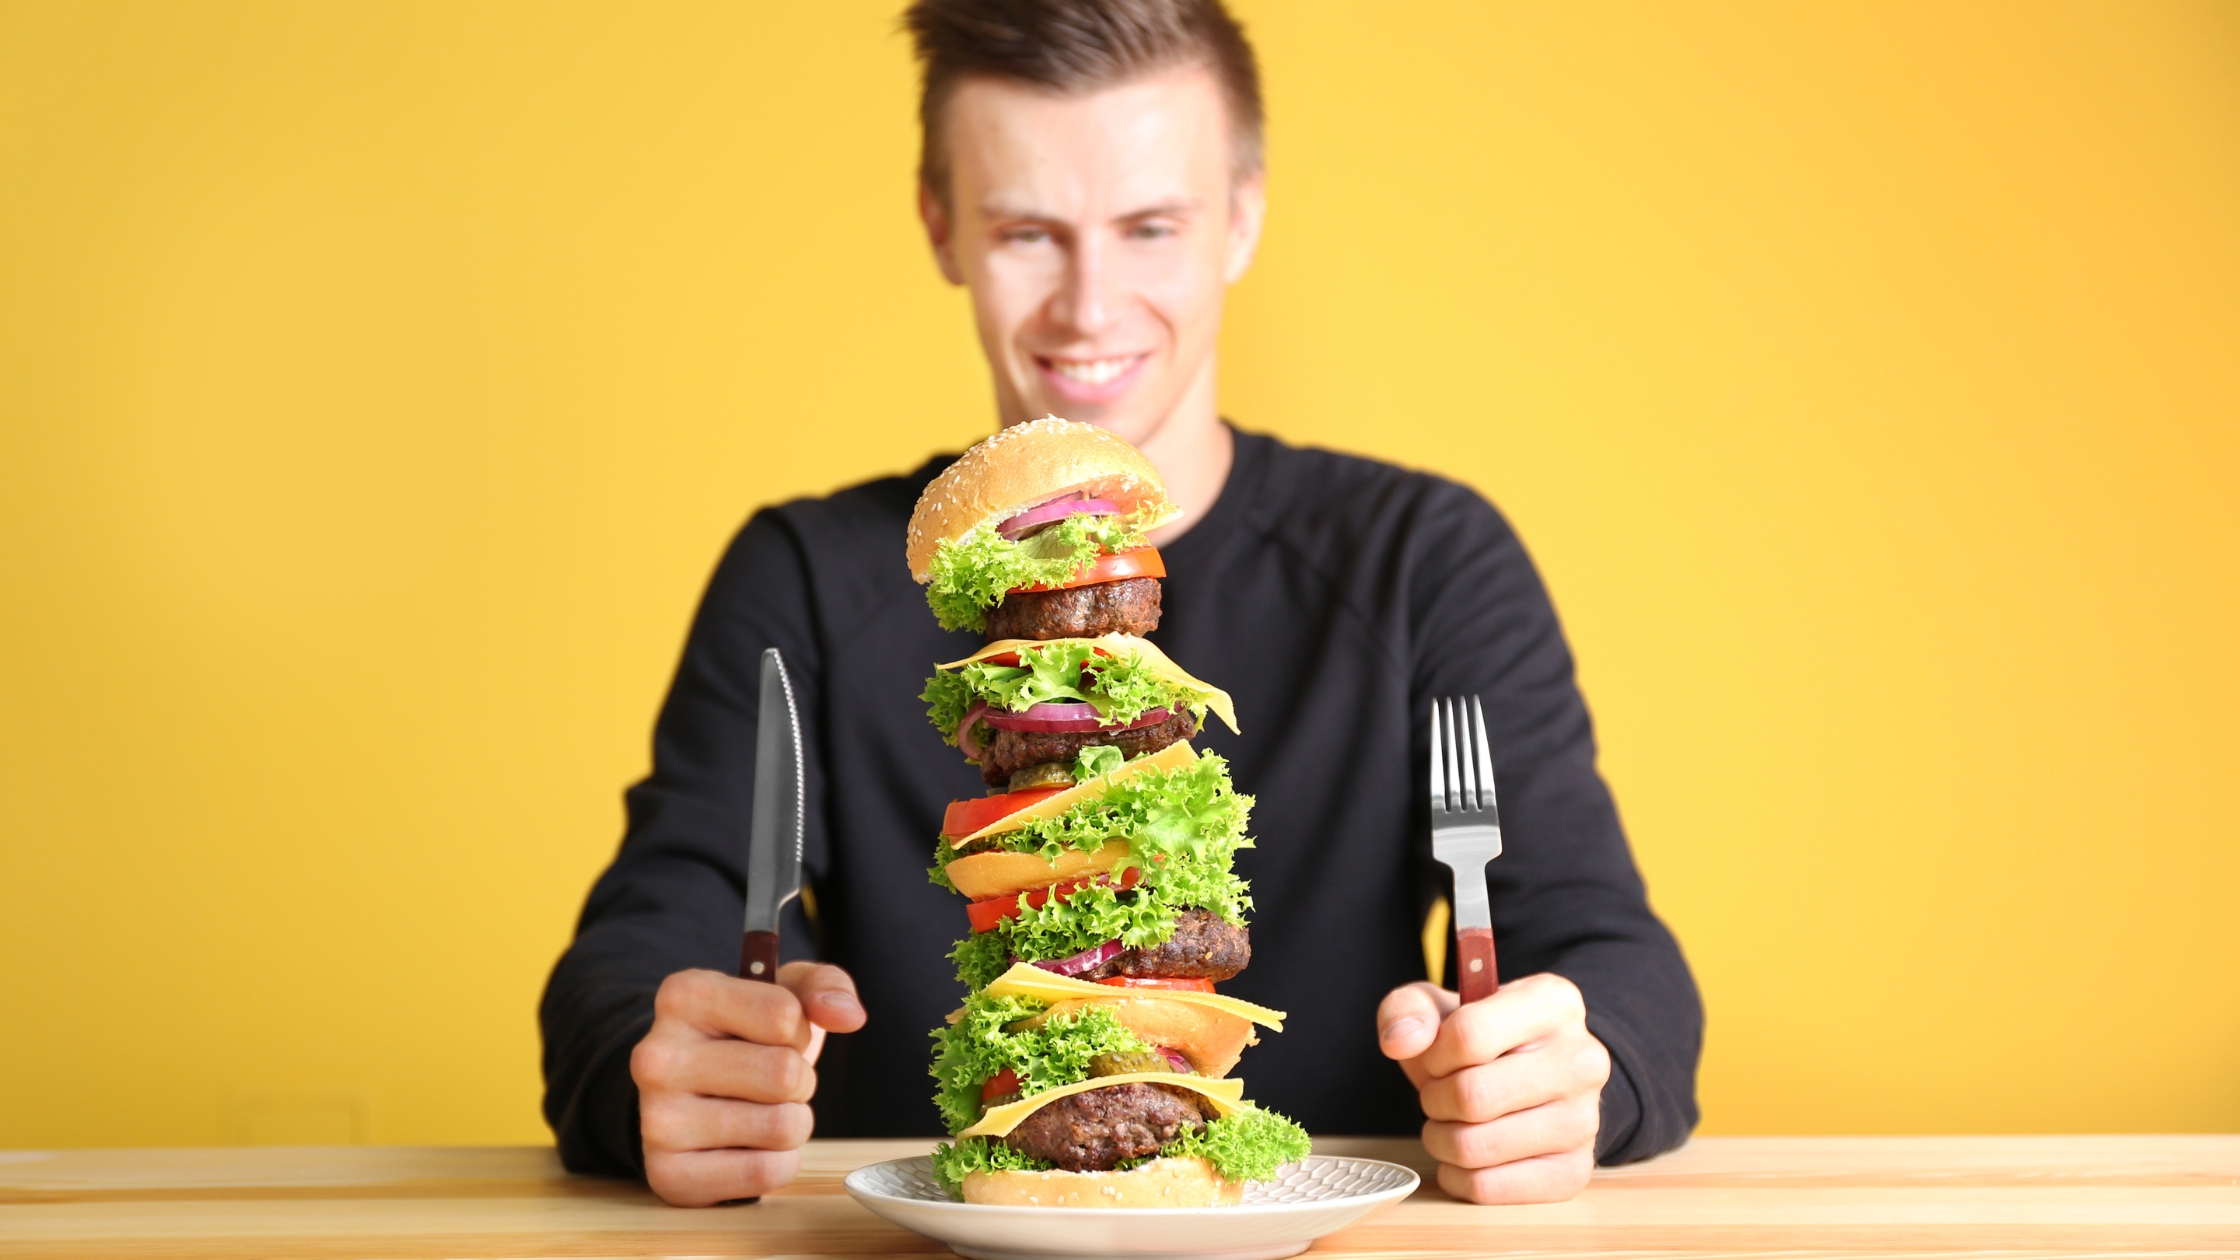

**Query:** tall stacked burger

left=909, top=418, right=1311, bottom=1206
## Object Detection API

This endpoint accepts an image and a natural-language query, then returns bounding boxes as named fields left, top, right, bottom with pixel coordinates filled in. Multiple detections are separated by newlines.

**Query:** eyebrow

left=977, top=198, right=1204, bottom=224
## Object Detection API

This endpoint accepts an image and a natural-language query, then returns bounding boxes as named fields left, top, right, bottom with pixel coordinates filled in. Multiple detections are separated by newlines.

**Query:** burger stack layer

left=907, top=418, right=1312, bottom=1208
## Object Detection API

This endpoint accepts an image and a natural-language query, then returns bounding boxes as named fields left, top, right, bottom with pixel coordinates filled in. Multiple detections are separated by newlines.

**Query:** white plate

left=843, top=1155, right=1419, bottom=1260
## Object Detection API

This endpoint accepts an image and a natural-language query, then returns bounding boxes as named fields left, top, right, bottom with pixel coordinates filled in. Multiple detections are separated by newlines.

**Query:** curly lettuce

left=1139, top=1107, right=1313, bottom=1183
left=929, top=753, right=1257, bottom=987
left=922, top=639, right=1210, bottom=743
left=924, top=513, right=1150, bottom=633
left=928, top=1108, right=1312, bottom=1198
left=929, top=992, right=1153, bottom=1133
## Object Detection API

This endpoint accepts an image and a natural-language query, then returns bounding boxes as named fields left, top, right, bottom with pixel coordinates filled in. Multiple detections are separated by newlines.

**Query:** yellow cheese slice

left=953, top=741, right=1199, bottom=846
left=959, top=1072, right=1247, bottom=1139
left=983, top=962, right=1286, bottom=1032
left=939, top=634, right=1240, bottom=736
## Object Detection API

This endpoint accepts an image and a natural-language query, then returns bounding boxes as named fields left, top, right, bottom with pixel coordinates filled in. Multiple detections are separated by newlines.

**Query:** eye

left=1003, top=226, right=1051, bottom=245
left=1128, top=221, right=1177, bottom=240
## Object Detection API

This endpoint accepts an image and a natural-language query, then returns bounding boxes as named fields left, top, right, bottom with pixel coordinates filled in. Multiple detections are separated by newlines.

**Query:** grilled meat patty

left=1001, top=1081, right=1215, bottom=1171
left=985, top=577, right=1161, bottom=641
left=1082, top=908, right=1251, bottom=982
left=976, top=708, right=1194, bottom=788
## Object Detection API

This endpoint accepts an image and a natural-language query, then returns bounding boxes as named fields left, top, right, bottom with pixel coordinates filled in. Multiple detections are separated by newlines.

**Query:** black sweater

left=540, top=428, right=1702, bottom=1176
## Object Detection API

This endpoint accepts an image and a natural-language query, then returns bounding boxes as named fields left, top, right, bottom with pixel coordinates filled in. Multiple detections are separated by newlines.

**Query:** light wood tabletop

left=2, top=1135, right=2235, bottom=1258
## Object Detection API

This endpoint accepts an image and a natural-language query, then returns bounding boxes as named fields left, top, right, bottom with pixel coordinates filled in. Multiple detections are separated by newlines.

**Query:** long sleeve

left=538, top=509, right=831, bottom=1177
left=1404, top=482, right=1703, bottom=1164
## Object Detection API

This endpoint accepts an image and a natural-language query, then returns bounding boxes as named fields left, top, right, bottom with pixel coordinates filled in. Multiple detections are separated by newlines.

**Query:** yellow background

left=3, top=1, right=2235, bottom=1148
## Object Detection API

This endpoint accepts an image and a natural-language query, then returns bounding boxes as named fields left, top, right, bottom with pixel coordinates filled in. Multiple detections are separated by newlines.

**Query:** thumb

left=778, top=961, right=866, bottom=1035
left=1376, top=981, right=1457, bottom=1063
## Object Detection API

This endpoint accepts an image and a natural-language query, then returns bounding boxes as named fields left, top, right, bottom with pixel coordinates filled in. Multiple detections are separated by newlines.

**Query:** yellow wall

left=2, top=1, right=2234, bottom=1147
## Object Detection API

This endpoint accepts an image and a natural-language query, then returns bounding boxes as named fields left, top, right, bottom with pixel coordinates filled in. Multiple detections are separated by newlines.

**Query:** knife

left=740, top=647, right=805, bottom=983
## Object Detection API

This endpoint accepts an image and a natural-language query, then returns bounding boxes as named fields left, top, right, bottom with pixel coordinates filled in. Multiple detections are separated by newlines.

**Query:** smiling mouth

left=1039, top=355, right=1145, bottom=386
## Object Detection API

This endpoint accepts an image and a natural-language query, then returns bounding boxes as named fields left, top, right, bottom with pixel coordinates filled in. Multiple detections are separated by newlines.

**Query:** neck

left=1135, top=355, right=1232, bottom=545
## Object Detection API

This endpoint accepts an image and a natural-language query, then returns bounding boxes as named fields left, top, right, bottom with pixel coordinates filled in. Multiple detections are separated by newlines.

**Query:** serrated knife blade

left=740, top=647, right=804, bottom=982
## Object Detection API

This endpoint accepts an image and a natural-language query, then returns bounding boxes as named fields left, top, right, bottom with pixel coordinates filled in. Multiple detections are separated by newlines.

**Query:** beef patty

left=1082, top=908, right=1251, bottom=982
left=985, top=577, right=1162, bottom=641
left=1002, top=1081, right=1214, bottom=1171
left=976, top=708, right=1195, bottom=788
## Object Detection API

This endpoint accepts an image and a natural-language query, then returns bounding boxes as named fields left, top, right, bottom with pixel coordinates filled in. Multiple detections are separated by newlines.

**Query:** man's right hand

left=630, top=962, right=866, bottom=1207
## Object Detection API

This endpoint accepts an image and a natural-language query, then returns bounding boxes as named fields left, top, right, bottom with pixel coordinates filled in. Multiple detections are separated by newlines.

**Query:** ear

left=1222, top=171, right=1267, bottom=285
left=918, top=182, right=966, bottom=287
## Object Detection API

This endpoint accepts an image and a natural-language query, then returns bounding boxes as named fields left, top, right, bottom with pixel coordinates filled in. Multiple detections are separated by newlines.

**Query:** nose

left=1047, top=233, right=1122, bottom=340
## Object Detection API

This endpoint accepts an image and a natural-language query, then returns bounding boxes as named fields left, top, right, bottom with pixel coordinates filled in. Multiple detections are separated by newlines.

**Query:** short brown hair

left=903, top=0, right=1265, bottom=203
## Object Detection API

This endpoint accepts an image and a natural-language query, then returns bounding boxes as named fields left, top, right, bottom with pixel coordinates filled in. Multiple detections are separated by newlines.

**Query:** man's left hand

left=1376, top=972, right=1610, bottom=1203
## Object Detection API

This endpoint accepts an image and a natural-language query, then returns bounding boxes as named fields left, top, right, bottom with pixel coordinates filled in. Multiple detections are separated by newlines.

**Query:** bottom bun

left=961, top=1156, right=1245, bottom=1208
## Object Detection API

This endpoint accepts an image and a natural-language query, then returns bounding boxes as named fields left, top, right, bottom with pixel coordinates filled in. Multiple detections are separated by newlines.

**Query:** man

left=541, top=0, right=1701, bottom=1208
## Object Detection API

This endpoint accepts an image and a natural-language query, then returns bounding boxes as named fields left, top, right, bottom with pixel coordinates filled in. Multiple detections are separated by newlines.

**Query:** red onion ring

left=1027, top=938, right=1125, bottom=976
left=978, top=704, right=1174, bottom=735
left=998, top=496, right=1121, bottom=541
left=1158, top=1046, right=1192, bottom=1073
left=955, top=701, right=989, bottom=760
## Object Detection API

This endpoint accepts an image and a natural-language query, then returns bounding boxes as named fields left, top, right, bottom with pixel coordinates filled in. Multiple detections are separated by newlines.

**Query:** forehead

left=940, top=66, right=1231, bottom=215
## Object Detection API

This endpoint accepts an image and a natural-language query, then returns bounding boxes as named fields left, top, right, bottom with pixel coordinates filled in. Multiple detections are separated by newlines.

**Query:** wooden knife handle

left=739, top=931, right=780, bottom=983
left=1457, top=926, right=1498, bottom=1004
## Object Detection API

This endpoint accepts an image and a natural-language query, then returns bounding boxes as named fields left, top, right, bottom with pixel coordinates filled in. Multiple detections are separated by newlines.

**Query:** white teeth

left=1051, top=357, right=1135, bottom=385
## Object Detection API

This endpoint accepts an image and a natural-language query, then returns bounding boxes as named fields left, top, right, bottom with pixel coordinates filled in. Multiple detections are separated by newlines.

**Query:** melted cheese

left=983, top=962, right=1286, bottom=1032
left=959, top=1072, right=1247, bottom=1139
left=953, top=741, right=1198, bottom=846
left=939, top=634, right=1240, bottom=736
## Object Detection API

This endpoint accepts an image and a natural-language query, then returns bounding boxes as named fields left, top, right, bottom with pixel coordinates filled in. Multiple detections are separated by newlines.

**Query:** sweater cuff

left=1585, top=1006, right=1644, bottom=1164
left=555, top=1017, right=653, bottom=1180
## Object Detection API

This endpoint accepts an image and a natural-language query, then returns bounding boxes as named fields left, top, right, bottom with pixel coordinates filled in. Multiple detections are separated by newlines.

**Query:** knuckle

left=1453, top=1066, right=1504, bottom=1123
left=631, top=1036, right=682, bottom=1088
left=735, top=1148, right=801, bottom=1197
left=1562, top=1096, right=1602, bottom=1147
left=637, top=1095, right=689, bottom=1148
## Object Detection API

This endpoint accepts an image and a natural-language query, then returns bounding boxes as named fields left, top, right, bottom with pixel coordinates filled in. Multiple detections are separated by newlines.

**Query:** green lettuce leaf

left=1136, top=1107, right=1314, bottom=1184
left=921, top=639, right=1211, bottom=740
left=928, top=1136, right=1052, bottom=1197
left=929, top=753, right=1257, bottom=987
left=928, top=992, right=1153, bottom=1134
left=924, top=513, right=1149, bottom=634
left=927, top=1108, right=1313, bottom=1199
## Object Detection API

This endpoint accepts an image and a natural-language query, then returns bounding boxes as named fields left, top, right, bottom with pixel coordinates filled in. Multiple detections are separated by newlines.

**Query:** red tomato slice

left=942, top=787, right=1066, bottom=840
left=1094, top=976, right=1216, bottom=993
left=966, top=866, right=1141, bottom=933
left=981, top=1067, right=1021, bottom=1102
left=1013, top=547, right=1166, bottom=594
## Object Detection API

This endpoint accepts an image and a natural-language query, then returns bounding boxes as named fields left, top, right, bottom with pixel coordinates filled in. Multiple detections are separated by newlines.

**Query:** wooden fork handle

left=1457, top=926, right=1498, bottom=1003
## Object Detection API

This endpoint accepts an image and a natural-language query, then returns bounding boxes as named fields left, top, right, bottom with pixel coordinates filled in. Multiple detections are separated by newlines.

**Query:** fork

left=1430, top=696, right=1504, bottom=1004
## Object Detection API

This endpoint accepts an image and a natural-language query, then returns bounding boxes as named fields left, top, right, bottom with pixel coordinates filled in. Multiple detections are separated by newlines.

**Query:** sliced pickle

left=1088, top=1050, right=1183, bottom=1078
left=1007, top=761, right=1077, bottom=792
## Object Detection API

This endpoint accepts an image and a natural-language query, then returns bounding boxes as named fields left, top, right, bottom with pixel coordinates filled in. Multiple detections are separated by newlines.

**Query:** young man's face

left=922, top=66, right=1265, bottom=448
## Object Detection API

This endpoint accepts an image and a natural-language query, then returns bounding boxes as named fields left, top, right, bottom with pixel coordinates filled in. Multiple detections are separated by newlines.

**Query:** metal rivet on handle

left=749, top=961, right=766, bottom=975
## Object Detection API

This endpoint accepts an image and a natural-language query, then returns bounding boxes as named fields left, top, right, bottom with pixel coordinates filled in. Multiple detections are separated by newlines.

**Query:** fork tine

left=1469, top=696, right=1497, bottom=812
left=1428, top=701, right=1447, bottom=813
left=1450, top=699, right=1474, bottom=809
left=1451, top=695, right=1469, bottom=802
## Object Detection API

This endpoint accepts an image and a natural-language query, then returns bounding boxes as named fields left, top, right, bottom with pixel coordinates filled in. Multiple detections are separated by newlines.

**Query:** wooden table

left=3, top=1135, right=2235, bottom=1257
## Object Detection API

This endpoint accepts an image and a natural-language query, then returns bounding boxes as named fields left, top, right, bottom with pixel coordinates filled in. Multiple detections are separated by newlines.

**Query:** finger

left=1421, top=1091, right=1601, bottom=1171
left=1415, top=973, right=1582, bottom=1080
left=655, top=968, right=810, bottom=1051
left=1416, top=1031, right=1609, bottom=1124
left=1376, top=982, right=1458, bottom=1066
left=643, top=1095, right=816, bottom=1156
left=645, top=1146, right=802, bottom=1208
left=1436, top=1146, right=1594, bottom=1205
left=659, top=1038, right=816, bottom=1106
left=779, top=962, right=867, bottom=1035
